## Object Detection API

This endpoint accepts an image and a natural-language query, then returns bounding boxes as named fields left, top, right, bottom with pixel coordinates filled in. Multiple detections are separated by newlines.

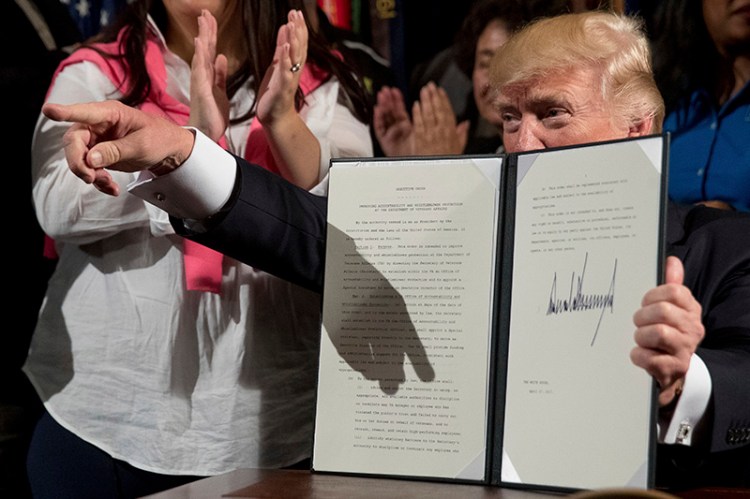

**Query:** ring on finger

left=290, top=62, right=301, bottom=73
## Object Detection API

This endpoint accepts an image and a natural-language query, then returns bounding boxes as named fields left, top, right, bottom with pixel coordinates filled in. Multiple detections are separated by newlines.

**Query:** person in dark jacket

left=41, top=10, right=750, bottom=491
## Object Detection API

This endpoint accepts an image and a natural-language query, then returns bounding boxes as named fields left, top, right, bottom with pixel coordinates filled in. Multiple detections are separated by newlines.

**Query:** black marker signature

left=546, top=252, right=617, bottom=346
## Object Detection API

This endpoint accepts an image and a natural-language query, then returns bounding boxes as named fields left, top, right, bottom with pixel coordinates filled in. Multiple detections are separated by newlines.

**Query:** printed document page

left=313, top=157, right=502, bottom=481
left=501, top=137, right=663, bottom=490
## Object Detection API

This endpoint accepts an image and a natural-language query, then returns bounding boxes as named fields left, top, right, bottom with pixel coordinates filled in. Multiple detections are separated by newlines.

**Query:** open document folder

left=311, top=135, right=668, bottom=493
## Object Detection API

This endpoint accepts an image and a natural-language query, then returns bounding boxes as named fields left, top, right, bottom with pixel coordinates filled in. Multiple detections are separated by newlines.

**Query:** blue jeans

left=27, top=411, right=202, bottom=499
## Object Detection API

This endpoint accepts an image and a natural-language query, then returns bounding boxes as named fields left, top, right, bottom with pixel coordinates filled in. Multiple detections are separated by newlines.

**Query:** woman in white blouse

left=26, top=0, right=372, bottom=496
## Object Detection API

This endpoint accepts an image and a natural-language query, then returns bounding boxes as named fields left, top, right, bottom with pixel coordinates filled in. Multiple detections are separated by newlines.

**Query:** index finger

left=640, top=282, right=699, bottom=313
left=44, top=101, right=123, bottom=173
left=43, top=101, right=119, bottom=127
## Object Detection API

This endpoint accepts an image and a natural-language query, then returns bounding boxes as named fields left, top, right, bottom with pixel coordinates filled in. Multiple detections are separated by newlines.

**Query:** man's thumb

left=665, top=255, right=684, bottom=285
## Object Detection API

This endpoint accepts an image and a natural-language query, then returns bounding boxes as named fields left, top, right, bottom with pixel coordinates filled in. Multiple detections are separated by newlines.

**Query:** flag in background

left=318, top=0, right=351, bottom=30
left=60, top=0, right=129, bottom=38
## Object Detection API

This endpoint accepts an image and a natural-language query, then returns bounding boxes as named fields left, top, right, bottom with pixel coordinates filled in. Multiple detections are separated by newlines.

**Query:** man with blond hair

left=42, top=10, right=750, bottom=489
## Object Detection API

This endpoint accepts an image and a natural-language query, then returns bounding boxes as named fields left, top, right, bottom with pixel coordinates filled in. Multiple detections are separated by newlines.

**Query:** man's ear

left=627, top=115, right=654, bottom=137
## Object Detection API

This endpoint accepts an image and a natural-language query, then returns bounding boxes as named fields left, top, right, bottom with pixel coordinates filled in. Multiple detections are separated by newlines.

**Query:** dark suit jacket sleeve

left=675, top=207, right=750, bottom=454
left=170, top=156, right=328, bottom=293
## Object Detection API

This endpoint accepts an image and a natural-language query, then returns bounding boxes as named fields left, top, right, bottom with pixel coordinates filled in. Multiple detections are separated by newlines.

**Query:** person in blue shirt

left=651, top=0, right=750, bottom=212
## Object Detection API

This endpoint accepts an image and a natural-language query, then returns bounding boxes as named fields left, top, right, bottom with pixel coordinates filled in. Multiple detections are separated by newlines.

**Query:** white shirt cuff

left=127, top=128, right=237, bottom=220
left=659, top=353, right=712, bottom=446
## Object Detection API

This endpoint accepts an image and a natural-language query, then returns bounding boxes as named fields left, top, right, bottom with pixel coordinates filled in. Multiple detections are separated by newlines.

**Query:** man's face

left=496, top=68, right=632, bottom=153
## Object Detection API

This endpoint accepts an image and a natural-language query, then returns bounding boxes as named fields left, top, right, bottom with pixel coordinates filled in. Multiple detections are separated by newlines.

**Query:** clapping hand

left=412, top=82, right=469, bottom=155
left=374, top=82, right=469, bottom=157
left=256, top=9, right=308, bottom=127
left=373, top=85, right=415, bottom=156
left=189, top=9, right=229, bottom=142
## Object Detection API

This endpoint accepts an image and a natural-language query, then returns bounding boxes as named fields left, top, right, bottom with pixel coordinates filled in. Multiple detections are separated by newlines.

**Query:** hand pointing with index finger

left=42, top=100, right=196, bottom=196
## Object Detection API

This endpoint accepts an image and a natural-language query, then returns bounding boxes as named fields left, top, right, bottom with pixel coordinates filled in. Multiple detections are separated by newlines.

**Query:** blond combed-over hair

left=489, top=10, right=665, bottom=132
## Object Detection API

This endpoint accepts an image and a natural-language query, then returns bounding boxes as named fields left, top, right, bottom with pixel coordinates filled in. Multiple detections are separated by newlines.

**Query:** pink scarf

left=45, top=29, right=330, bottom=293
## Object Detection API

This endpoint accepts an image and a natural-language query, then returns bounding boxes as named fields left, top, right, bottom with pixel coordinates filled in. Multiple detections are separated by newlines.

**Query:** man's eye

left=544, top=108, right=567, bottom=119
left=501, top=113, right=520, bottom=131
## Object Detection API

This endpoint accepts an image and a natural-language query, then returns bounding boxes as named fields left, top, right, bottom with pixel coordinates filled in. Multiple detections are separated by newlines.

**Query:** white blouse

left=25, top=19, right=373, bottom=475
